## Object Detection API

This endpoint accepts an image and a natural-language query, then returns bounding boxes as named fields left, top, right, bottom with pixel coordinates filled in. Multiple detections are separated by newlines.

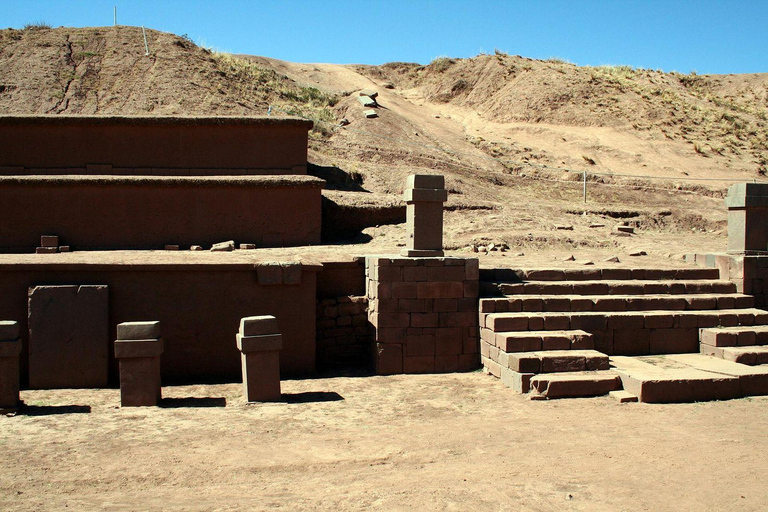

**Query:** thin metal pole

left=583, top=171, right=587, bottom=203
left=113, top=6, right=117, bottom=26
left=142, top=26, right=149, bottom=56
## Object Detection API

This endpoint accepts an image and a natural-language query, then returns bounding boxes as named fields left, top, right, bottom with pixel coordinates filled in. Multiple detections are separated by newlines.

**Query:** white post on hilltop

left=113, top=6, right=117, bottom=26
left=142, top=26, right=149, bottom=56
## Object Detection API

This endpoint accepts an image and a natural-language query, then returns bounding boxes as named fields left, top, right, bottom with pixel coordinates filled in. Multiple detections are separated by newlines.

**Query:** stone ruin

left=1, top=114, right=768, bottom=408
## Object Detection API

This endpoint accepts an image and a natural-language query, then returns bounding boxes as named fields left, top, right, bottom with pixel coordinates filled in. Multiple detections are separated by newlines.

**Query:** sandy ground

left=2, top=371, right=767, bottom=511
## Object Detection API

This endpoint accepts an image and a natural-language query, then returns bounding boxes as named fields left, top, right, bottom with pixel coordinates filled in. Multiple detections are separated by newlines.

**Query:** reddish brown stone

left=404, top=355, right=436, bottom=374
left=375, top=343, right=403, bottom=375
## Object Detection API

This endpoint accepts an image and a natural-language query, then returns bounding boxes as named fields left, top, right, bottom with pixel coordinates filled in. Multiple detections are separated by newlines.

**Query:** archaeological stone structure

left=2, top=114, right=768, bottom=406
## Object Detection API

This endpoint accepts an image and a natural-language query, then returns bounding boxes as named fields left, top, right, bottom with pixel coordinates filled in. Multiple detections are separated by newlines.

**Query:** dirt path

left=2, top=372, right=766, bottom=511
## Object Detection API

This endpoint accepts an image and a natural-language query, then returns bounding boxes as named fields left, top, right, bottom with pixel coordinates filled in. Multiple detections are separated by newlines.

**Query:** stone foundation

left=316, top=296, right=372, bottom=370
left=366, top=256, right=480, bottom=374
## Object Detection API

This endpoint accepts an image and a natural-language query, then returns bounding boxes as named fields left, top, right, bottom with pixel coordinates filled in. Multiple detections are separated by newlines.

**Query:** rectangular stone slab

left=0, top=321, right=20, bottom=341
left=114, top=339, right=164, bottom=359
left=117, top=321, right=161, bottom=340
left=611, top=355, right=742, bottom=403
left=28, top=285, right=109, bottom=389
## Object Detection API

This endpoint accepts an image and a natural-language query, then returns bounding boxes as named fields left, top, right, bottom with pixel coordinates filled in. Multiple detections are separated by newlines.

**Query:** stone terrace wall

left=0, top=260, right=320, bottom=386
left=0, top=175, right=323, bottom=251
left=0, top=116, right=313, bottom=175
left=316, top=296, right=372, bottom=370
left=366, top=256, right=480, bottom=374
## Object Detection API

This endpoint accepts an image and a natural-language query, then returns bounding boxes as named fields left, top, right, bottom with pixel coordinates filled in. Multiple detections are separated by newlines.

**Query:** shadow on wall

left=308, top=163, right=367, bottom=192
left=321, top=196, right=406, bottom=243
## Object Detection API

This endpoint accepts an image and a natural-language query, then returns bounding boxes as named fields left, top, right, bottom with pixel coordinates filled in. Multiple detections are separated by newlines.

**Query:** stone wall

left=0, top=258, right=320, bottom=386
left=0, top=175, right=323, bottom=251
left=0, top=116, right=312, bottom=175
left=316, top=296, right=372, bottom=370
left=366, top=256, right=480, bottom=374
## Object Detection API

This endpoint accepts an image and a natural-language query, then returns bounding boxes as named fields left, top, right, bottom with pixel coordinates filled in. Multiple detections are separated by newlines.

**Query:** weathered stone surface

left=530, top=371, right=621, bottom=399
left=28, top=285, right=109, bottom=389
left=114, top=338, right=164, bottom=358
left=210, top=240, right=235, bottom=252
left=240, top=315, right=280, bottom=336
left=117, top=321, right=161, bottom=341
left=0, top=321, right=19, bottom=341
left=119, top=357, right=162, bottom=407
left=236, top=333, right=283, bottom=353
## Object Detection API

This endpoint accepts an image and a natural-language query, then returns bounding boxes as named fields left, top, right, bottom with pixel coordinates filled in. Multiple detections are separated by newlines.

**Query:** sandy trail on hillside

left=2, top=372, right=767, bottom=511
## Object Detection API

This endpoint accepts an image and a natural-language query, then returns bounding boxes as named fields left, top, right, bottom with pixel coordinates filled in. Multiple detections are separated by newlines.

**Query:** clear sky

left=3, top=0, right=766, bottom=74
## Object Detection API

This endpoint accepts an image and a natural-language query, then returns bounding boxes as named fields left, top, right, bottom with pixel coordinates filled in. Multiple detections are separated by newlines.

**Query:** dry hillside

left=2, top=25, right=767, bottom=260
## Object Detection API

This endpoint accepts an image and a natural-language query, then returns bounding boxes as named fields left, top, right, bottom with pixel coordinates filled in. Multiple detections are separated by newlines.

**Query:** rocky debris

left=164, top=245, right=179, bottom=251
left=564, top=255, right=575, bottom=261
left=628, top=250, right=647, bottom=256
left=363, top=109, right=378, bottom=118
left=210, top=240, right=235, bottom=252
left=239, top=243, right=256, bottom=250
left=604, top=256, right=621, bottom=263
left=589, top=223, right=605, bottom=228
left=338, top=118, right=350, bottom=126
left=615, top=225, right=635, bottom=234
left=190, top=245, right=203, bottom=251
left=382, top=82, right=395, bottom=89
left=555, top=225, right=574, bottom=230
left=359, top=89, right=378, bottom=99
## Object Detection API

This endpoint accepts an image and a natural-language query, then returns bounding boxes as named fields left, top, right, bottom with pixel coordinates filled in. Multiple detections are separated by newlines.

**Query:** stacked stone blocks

left=115, top=321, right=164, bottom=407
left=366, top=256, right=480, bottom=374
left=316, top=296, right=372, bottom=369
left=237, top=316, right=282, bottom=402
left=0, top=321, right=22, bottom=410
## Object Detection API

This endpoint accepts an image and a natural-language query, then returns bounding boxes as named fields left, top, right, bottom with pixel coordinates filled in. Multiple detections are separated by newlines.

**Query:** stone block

left=36, top=247, right=57, bottom=254
left=435, top=327, right=464, bottom=355
left=117, top=321, right=162, bottom=340
left=236, top=333, right=283, bottom=353
left=114, top=338, right=165, bottom=358
left=392, top=282, right=419, bottom=298
left=28, top=285, right=109, bottom=389
left=403, top=266, right=428, bottom=281
left=613, top=329, right=650, bottom=355
left=40, top=235, right=59, bottom=247
left=434, top=355, right=459, bottom=373
left=0, top=346, right=22, bottom=409
left=457, top=353, right=480, bottom=371
left=0, top=321, right=20, bottom=342
left=375, top=343, right=403, bottom=375
left=407, top=174, right=445, bottom=189
left=118, top=356, right=162, bottom=407
left=482, top=356, right=501, bottom=377
left=256, top=263, right=283, bottom=285
left=240, top=315, right=280, bottom=336
left=404, top=355, right=435, bottom=374
left=463, top=280, right=480, bottom=298
left=501, top=367, right=534, bottom=393
left=240, top=349, right=281, bottom=402
left=281, top=263, right=303, bottom=285
left=507, top=353, right=541, bottom=373
left=411, top=313, right=439, bottom=328
left=417, top=281, right=463, bottom=299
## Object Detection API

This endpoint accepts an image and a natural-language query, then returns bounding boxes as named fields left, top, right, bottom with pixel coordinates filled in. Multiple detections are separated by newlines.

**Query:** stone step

left=480, top=293, right=753, bottom=314
left=496, top=279, right=737, bottom=296
left=699, top=325, right=768, bottom=347
left=484, top=308, right=768, bottom=333
left=529, top=371, right=622, bottom=399
left=480, top=267, right=720, bottom=283
left=611, top=353, right=768, bottom=403
left=700, top=344, right=768, bottom=366
left=482, top=329, right=593, bottom=352
left=503, top=349, right=610, bottom=374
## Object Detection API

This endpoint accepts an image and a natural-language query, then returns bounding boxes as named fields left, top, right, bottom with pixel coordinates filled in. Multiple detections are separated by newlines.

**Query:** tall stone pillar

left=725, top=183, right=768, bottom=254
left=237, top=315, right=282, bottom=402
left=115, top=321, right=164, bottom=407
left=0, top=321, right=22, bottom=411
left=401, top=174, right=448, bottom=257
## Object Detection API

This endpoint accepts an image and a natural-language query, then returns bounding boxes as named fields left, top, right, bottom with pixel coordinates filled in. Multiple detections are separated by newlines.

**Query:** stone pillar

left=366, top=256, right=480, bottom=375
left=401, top=174, right=448, bottom=257
left=237, top=316, right=282, bottom=402
left=115, top=321, right=163, bottom=407
left=725, top=183, right=768, bottom=254
left=0, top=321, right=22, bottom=411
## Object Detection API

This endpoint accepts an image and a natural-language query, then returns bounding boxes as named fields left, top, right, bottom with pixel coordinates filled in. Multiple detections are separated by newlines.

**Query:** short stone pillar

left=0, top=321, right=22, bottom=411
left=401, top=174, right=448, bottom=257
left=237, top=316, right=282, bottom=402
left=115, top=321, right=163, bottom=407
left=725, top=183, right=768, bottom=253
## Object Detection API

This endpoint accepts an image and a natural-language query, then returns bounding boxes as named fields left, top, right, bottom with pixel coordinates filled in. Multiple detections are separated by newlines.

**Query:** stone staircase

left=479, top=266, right=768, bottom=402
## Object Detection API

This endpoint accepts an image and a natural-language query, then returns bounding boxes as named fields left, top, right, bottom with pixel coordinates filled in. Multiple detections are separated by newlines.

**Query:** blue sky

left=3, top=1, right=766, bottom=74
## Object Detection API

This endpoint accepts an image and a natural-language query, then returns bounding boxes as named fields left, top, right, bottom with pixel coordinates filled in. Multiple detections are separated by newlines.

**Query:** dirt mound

left=1, top=25, right=765, bottom=256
